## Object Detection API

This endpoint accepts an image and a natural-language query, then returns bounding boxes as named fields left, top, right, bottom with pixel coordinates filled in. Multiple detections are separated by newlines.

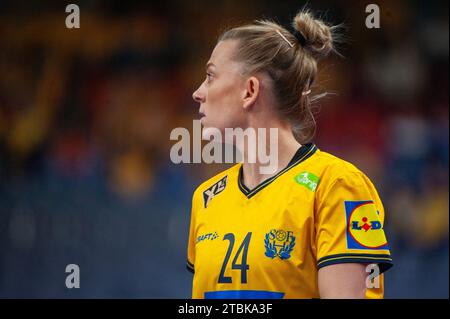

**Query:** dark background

left=0, top=0, right=448, bottom=298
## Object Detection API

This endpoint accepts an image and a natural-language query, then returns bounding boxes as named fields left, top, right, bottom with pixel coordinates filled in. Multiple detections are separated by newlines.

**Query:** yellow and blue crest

left=264, top=229, right=296, bottom=260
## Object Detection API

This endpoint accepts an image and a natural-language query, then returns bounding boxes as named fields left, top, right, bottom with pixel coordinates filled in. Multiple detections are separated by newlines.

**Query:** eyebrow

left=205, top=62, right=216, bottom=70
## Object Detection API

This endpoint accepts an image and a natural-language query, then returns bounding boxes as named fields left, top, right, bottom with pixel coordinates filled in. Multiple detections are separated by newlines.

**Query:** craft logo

left=264, top=229, right=296, bottom=260
left=345, top=200, right=389, bottom=250
left=196, top=231, right=219, bottom=244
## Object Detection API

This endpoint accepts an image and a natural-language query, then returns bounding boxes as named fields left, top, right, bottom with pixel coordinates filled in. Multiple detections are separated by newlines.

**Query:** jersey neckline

left=237, top=143, right=318, bottom=199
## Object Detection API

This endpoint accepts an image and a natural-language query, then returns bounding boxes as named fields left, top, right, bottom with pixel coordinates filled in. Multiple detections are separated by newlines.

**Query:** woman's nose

left=192, top=86, right=205, bottom=103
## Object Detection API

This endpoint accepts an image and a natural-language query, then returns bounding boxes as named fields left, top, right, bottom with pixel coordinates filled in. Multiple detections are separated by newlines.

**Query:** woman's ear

left=242, top=76, right=260, bottom=110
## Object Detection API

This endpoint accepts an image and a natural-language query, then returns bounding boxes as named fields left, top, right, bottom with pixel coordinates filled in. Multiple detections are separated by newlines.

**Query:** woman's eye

left=206, top=73, right=213, bottom=82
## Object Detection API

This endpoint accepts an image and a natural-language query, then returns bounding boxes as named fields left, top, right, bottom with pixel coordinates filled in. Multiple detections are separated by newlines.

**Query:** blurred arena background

left=0, top=0, right=448, bottom=298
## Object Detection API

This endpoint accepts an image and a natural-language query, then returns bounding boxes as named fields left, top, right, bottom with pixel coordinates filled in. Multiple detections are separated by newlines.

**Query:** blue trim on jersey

left=317, top=253, right=393, bottom=274
left=186, top=260, right=195, bottom=274
left=204, top=290, right=285, bottom=299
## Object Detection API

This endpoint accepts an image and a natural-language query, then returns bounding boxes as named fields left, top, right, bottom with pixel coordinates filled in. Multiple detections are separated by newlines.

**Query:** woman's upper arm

left=318, top=263, right=368, bottom=299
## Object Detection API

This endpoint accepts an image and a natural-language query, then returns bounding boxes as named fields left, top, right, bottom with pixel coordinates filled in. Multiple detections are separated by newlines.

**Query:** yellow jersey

left=187, top=143, right=393, bottom=299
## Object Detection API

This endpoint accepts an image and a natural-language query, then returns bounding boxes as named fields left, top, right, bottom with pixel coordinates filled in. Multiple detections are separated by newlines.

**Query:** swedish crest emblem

left=264, top=229, right=296, bottom=260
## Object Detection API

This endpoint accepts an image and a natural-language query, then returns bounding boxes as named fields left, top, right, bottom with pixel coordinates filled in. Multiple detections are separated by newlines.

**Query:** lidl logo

left=345, top=200, right=389, bottom=250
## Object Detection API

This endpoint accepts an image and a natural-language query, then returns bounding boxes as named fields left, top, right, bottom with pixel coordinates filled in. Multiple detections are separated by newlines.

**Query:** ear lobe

left=243, top=76, right=260, bottom=110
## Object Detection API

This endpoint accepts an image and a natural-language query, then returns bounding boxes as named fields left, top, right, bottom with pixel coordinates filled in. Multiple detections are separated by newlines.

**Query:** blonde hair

left=218, top=9, right=339, bottom=143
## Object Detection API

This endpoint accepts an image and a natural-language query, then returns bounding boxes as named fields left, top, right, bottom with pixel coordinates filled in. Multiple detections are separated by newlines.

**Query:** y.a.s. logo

left=345, top=200, right=389, bottom=250
left=203, top=175, right=227, bottom=208
left=264, top=229, right=296, bottom=260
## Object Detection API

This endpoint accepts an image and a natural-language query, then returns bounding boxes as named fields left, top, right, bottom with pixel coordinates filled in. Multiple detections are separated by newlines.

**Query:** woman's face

left=192, top=40, right=247, bottom=138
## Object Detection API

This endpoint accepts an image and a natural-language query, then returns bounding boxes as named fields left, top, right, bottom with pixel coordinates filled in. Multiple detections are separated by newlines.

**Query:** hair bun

left=293, top=9, right=334, bottom=59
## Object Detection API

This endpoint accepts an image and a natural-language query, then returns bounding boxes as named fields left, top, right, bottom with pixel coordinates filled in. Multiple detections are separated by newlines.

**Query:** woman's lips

left=199, top=112, right=205, bottom=123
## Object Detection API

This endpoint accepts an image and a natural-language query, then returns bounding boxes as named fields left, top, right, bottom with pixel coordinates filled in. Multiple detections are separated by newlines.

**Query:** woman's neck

left=240, top=126, right=301, bottom=190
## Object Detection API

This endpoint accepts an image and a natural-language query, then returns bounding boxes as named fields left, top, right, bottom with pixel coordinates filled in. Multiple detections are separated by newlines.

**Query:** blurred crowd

left=0, top=0, right=448, bottom=298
